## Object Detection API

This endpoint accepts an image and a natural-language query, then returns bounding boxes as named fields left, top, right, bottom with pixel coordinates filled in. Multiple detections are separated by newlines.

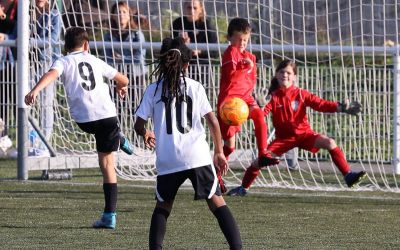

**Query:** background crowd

left=0, top=0, right=224, bottom=156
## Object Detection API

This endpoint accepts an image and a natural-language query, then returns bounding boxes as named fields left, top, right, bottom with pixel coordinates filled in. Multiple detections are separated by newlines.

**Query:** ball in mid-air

left=219, top=97, right=249, bottom=126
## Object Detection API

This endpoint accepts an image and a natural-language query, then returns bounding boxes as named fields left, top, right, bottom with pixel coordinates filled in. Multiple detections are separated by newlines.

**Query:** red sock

left=249, top=109, right=268, bottom=157
left=329, top=147, right=350, bottom=176
left=241, top=165, right=260, bottom=189
left=223, top=145, right=235, bottom=161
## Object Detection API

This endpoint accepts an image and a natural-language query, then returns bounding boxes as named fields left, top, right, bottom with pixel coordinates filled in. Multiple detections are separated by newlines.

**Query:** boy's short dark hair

left=227, top=18, right=252, bottom=37
left=64, top=27, right=89, bottom=53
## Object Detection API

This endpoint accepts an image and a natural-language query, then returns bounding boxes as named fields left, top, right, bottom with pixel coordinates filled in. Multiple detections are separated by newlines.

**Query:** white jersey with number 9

left=51, top=51, right=118, bottom=123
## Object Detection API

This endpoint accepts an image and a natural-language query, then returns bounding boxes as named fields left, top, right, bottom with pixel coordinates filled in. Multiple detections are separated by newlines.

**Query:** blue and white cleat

left=120, top=134, right=133, bottom=155
left=93, top=212, right=116, bottom=229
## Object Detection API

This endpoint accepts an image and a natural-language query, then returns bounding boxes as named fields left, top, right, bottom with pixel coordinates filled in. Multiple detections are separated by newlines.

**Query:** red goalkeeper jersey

left=264, top=85, right=339, bottom=139
left=218, top=45, right=257, bottom=105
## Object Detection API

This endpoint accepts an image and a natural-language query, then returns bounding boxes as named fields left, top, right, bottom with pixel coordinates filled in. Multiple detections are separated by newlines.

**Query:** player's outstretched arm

left=134, top=116, right=156, bottom=150
left=24, top=69, right=59, bottom=106
left=337, top=99, right=362, bottom=116
left=113, top=72, right=129, bottom=98
left=204, top=111, right=228, bottom=175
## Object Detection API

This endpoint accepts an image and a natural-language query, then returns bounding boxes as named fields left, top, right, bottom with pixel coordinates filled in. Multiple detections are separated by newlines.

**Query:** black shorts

left=155, top=165, right=222, bottom=202
left=76, top=116, right=120, bottom=153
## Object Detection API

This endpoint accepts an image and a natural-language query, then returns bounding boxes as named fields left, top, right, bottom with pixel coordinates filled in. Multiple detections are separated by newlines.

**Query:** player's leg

left=313, top=135, right=349, bottom=174
left=217, top=135, right=236, bottom=193
left=190, top=165, right=242, bottom=249
left=207, top=195, right=242, bottom=250
left=218, top=108, right=242, bottom=160
left=313, top=134, right=366, bottom=187
left=218, top=117, right=239, bottom=193
left=218, top=117, right=237, bottom=161
left=226, top=158, right=259, bottom=196
left=248, top=107, right=267, bottom=156
left=78, top=117, right=120, bottom=229
left=223, top=136, right=236, bottom=160
left=248, top=101, right=279, bottom=167
left=149, top=171, right=186, bottom=249
left=149, top=200, right=174, bottom=250
left=93, top=151, right=118, bottom=229
left=227, top=138, right=294, bottom=196
left=119, top=131, right=134, bottom=155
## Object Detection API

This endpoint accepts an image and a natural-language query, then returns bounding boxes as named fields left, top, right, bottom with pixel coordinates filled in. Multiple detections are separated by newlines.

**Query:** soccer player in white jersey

left=25, top=27, right=133, bottom=229
left=134, top=37, right=242, bottom=250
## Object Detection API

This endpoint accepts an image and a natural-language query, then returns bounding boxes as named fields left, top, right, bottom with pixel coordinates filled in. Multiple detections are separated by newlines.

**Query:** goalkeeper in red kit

left=217, top=18, right=279, bottom=192
left=227, top=59, right=366, bottom=196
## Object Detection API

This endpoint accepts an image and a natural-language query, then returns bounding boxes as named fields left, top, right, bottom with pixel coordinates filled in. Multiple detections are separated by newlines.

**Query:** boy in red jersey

left=227, top=60, right=366, bottom=196
left=217, top=18, right=279, bottom=192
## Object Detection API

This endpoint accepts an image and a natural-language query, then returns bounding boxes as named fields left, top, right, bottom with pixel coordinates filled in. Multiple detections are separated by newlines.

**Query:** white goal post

left=8, top=0, right=400, bottom=192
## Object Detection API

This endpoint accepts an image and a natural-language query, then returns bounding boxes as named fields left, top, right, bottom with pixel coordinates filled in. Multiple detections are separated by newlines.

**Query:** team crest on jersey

left=291, top=100, right=299, bottom=111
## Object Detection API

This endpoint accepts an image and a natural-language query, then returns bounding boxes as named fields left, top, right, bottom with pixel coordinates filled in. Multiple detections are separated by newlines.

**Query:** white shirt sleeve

left=135, top=83, right=155, bottom=121
left=197, top=84, right=213, bottom=117
left=50, top=58, right=65, bottom=76
left=99, top=58, right=118, bottom=79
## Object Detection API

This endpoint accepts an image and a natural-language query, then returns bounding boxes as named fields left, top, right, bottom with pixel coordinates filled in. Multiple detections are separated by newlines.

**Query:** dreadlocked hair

left=151, top=37, right=192, bottom=104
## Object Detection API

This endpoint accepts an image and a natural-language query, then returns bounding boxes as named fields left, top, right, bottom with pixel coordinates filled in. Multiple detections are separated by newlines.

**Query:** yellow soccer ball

left=219, top=97, right=249, bottom=126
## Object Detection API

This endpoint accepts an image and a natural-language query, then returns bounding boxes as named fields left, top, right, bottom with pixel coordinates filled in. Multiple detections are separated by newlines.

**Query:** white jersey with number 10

left=136, top=77, right=213, bottom=176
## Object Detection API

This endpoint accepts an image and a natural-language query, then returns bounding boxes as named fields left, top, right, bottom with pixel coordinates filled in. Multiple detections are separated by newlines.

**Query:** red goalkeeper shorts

left=268, top=131, right=321, bottom=156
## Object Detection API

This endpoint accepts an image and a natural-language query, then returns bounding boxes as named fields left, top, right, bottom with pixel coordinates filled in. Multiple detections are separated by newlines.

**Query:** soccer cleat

left=93, top=212, right=116, bottom=229
left=259, top=153, right=280, bottom=167
left=217, top=174, right=227, bottom=194
left=226, top=186, right=248, bottom=196
left=120, top=134, right=133, bottom=155
left=344, top=171, right=367, bottom=188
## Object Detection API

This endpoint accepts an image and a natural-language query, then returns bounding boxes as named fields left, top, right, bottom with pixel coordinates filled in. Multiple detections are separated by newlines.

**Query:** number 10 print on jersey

left=164, top=96, right=193, bottom=134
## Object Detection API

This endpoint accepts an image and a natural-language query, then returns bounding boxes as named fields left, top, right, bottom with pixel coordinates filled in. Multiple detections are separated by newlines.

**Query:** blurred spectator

left=172, top=0, right=218, bottom=64
left=31, top=0, right=62, bottom=62
left=103, top=2, right=147, bottom=69
left=0, top=0, right=17, bottom=35
left=103, top=2, right=149, bottom=126
left=0, top=0, right=18, bottom=137
left=62, top=0, right=108, bottom=27
left=29, top=0, right=62, bottom=156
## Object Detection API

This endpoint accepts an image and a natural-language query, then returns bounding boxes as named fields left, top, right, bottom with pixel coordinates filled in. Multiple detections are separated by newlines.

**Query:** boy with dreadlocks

left=134, top=37, right=242, bottom=250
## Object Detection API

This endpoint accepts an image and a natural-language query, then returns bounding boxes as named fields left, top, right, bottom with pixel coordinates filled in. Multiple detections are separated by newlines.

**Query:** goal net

left=24, top=0, right=400, bottom=192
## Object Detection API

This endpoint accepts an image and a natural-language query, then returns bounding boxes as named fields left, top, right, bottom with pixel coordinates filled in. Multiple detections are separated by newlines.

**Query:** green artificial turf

left=1, top=159, right=400, bottom=249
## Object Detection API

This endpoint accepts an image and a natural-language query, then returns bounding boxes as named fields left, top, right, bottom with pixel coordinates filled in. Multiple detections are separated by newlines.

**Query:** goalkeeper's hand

left=338, top=100, right=362, bottom=116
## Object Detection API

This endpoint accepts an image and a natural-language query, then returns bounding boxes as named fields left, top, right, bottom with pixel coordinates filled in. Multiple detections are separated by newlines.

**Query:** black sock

left=213, top=205, right=242, bottom=250
left=103, top=183, right=117, bottom=213
left=149, top=207, right=170, bottom=250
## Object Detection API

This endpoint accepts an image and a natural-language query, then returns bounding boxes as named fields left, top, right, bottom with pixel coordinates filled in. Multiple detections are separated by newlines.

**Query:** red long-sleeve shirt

left=217, top=45, right=257, bottom=106
left=264, top=85, right=338, bottom=139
